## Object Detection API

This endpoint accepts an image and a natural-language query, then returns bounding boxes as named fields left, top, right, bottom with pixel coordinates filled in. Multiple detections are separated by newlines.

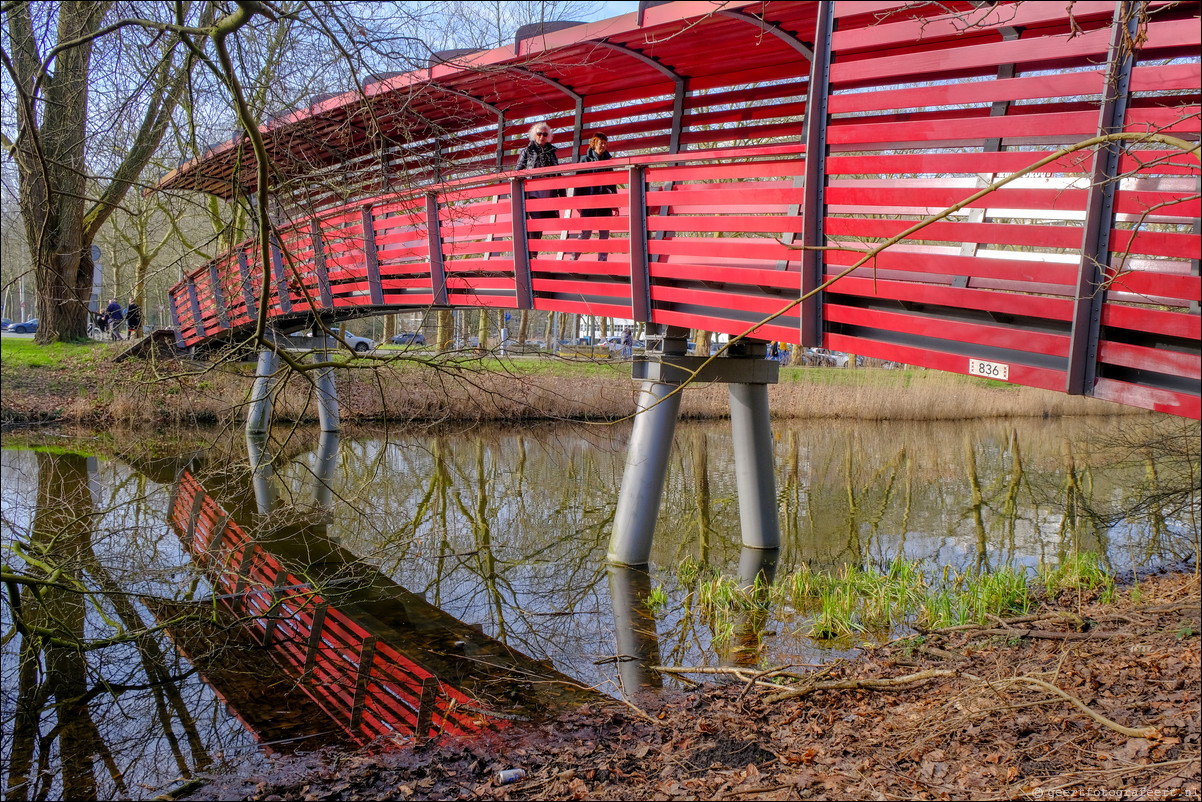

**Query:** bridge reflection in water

left=160, top=0, right=1200, bottom=573
left=165, top=431, right=598, bottom=747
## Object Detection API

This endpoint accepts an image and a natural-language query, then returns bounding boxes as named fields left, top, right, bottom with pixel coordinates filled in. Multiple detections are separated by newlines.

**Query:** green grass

left=669, top=553, right=1115, bottom=645
left=0, top=338, right=106, bottom=369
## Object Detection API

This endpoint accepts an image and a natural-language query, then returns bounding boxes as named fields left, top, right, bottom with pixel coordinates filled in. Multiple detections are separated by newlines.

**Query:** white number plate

left=968, top=359, right=1009, bottom=381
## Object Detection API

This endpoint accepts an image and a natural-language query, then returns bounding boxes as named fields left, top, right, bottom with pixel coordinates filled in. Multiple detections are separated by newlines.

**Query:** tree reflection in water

left=0, top=416, right=1196, bottom=799
left=3, top=451, right=216, bottom=801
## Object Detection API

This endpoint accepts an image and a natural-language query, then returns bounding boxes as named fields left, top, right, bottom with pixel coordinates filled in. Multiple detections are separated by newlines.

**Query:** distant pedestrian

left=125, top=297, right=142, bottom=338
left=621, top=326, right=633, bottom=359
left=106, top=298, right=124, bottom=340
left=95, top=312, right=108, bottom=339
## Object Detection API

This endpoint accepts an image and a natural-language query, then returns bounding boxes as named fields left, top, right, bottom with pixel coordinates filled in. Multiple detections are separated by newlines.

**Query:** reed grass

left=2, top=337, right=1141, bottom=426
left=670, top=553, right=1114, bottom=645
left=1037, top=551, right=1116, bottom=603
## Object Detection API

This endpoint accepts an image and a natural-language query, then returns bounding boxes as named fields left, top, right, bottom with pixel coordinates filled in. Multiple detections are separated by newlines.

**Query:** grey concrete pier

left=245, top=348, right=280, bottom=436
left=608, top=330, right=781, bottom=566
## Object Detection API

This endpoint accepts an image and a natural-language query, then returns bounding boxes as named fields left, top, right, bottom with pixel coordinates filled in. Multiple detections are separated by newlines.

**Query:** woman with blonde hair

left=516, top=122, right=562, bottom=251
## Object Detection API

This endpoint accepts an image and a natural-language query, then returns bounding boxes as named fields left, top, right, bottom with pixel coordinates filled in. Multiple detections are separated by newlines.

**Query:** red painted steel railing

left=169, top=471, right=508, bottom=746
left=168, top=2, right=1201, bottom=418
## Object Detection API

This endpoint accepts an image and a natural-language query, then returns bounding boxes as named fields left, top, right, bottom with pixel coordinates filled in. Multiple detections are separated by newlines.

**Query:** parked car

left=334, top=328, right=374, bottom=352
left=291, top=326, right=375, bottom=352
left=390, top=331, right=426, bottom=347
left=0, top=318, right=11, bottom=330
left=8, top=318, right=38, bottom=334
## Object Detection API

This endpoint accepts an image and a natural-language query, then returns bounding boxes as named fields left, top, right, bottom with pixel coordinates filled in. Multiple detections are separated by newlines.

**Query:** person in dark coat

left=516, top=122, right=561, bottom=254
left=574, top=132, right=616, bottom=261
left=105, top=298, right=124, bottom=340
left=125, top=297, right=142, bottom=337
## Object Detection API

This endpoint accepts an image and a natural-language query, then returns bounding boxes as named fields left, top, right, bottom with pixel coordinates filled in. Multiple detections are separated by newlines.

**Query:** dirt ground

left=175, top=571, right=1201, bottom=802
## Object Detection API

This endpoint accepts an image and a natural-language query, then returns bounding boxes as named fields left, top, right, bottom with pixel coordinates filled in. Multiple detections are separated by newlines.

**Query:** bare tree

left=1, top=2, right=216, bottom=343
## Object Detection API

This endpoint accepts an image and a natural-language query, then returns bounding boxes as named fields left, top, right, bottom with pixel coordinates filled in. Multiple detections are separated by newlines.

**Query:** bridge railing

left=169, top=142, right=812, bottom=347
left=169, top=0, right=1199, bottom=418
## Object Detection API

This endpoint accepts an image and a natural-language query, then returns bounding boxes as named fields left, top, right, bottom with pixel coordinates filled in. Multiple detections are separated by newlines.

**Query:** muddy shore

left=173, top=571, right=1200, bottom=802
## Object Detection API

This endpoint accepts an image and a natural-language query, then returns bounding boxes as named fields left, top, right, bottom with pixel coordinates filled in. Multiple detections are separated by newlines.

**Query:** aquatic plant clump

left=670, top=554, right=1118, bottom=646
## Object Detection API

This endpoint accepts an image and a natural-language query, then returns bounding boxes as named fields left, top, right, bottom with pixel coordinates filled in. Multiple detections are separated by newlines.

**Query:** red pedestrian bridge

left=161, top=0, right=1200, bottom=420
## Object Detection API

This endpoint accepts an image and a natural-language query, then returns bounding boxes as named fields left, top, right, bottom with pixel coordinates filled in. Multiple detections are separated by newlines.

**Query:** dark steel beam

left=426, top=193, right=449, bottom=306
left=205, top=513, right=229, bottom=557
left=260, top=567, right=288, bottom=646
left=954, top=26, right=1021, bottom=288
left=1067, top=1, right=1139, bottom=396
left=237, top=249, right=256, bottom=316
left=270, top=238, right=293, bottom=315
left=348, top=637, right=378, bottom=732
left=496, top=110, right=506, bottom=171
left=361, top=204, right=385, bottom=306
left=424, top=82, right=505, bottom=171
left=310, top=219, right=333, bottom=309
left=209, top=262, right=229, bottom=329
left=798, top=1, right=833, bottom=348
left=595, top=41, right=686, bottom=152
left=187, top=279, right=206, bottom=338
left=185, top=489, right=207, bottom=544
left=168, top=294, right=186, bottom=348
left=628, top=165, right=651, bottom=322
left=509, top=178, right=534, bottom=310
left=301, top=603, right=329, bottom=681
left=415, top=676, right=439, bottom=740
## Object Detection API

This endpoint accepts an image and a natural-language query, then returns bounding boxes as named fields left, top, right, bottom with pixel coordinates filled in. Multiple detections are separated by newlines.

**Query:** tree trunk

left=517, top=309, right=529, bottom=344
left=436, top=310, right=453, bottom=350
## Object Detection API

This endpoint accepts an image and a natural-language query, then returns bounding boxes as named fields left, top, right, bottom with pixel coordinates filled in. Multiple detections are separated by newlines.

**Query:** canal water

left=2, top=416, right=1197, bottom=799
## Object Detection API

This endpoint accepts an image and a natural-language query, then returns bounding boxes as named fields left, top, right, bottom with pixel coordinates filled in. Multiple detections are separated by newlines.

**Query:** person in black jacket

left=574, top=132, right=616, bottom=261
left=516, top=122, right=561, bottom=254
left=125, top=297, right=142, bottom=338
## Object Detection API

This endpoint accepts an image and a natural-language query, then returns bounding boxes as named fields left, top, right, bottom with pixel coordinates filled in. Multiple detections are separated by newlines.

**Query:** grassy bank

left=0, top=338, right=1142, bottom=427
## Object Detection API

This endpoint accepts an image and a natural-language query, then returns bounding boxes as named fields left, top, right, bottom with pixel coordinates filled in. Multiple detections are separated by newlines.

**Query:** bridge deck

left=164, top=1, right=1201, bottom=419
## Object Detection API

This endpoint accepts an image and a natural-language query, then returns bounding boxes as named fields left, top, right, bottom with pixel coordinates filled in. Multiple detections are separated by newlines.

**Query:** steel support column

left=313, top=336, right=341, bottom=432
left=246, top=347, right=279, bottom=435
left=611, top=331, right=782, bottom=565
left=312, top=429, right=340, bottom=510
left=606, top=565, right=663, bottom=696
left=729, top=381, right=780, bottom=550
left=608, top=376, right=685, bottom=565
